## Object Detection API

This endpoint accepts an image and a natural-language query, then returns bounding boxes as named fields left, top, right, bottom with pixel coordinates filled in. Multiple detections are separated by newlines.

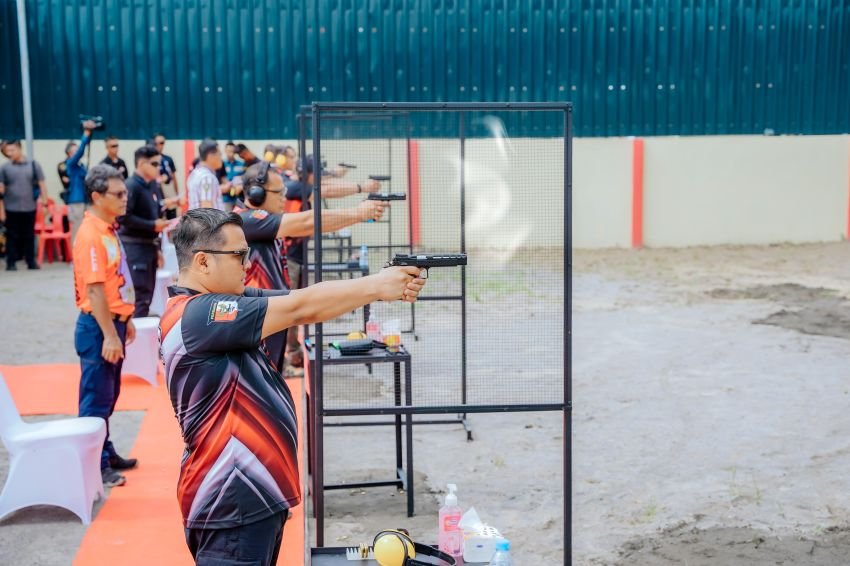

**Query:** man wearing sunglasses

left=160, top=208, right=425, bottom=566
left=99, top=136, right=128, bottom=179
left=73, top=164, right=138, bottom=488
left=234, top=161, right=388, bottom=372
left=152, top=133, right=180, bottom=219
left=118, top=145, right=178, bottom=317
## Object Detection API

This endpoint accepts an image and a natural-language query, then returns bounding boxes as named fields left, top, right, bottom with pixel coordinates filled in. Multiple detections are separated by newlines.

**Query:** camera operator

left=65, top=119, right=98, bottom=241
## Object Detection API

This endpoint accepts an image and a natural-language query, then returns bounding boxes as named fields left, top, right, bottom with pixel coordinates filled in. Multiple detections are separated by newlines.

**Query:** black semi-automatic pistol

left=367, top=192, right=407, bottom=201
left=387, top=253, right=467, bottom=278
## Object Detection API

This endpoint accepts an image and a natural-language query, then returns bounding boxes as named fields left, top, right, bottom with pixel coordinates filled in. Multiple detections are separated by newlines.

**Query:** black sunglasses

left=193, top=248, right=251, bottom=266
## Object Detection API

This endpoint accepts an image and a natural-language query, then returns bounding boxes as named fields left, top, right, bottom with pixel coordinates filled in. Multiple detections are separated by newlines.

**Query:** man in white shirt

left=186, top=138, right=224, bottom=211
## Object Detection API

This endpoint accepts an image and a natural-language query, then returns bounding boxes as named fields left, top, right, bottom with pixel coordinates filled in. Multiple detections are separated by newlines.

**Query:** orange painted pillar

left=407, top=140, right=421, bottom=247
left=182, top=140, right=195, bottom=213
left=631, top=138, right=644, bottom=248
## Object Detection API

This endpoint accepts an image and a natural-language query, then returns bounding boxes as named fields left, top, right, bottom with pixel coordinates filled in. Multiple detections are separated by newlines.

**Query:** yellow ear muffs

left=263, top=150, right=275, bottom=162
left=275, top=153, right=288, bottom=169
left=373, top=530, right=415, bottom=566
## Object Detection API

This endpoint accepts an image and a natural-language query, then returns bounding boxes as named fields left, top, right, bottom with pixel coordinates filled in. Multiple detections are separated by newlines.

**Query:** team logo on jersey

left=210, top=300, right=239, bottom=323
left=252, top=210, right=269, bottom=219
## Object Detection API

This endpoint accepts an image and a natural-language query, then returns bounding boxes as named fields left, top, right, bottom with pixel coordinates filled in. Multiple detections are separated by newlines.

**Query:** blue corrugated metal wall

left=0, top=0, right=848, bottom=139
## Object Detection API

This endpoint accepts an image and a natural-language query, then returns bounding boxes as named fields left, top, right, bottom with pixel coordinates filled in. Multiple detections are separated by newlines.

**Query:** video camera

left=79, top=114, right=106, bottom=131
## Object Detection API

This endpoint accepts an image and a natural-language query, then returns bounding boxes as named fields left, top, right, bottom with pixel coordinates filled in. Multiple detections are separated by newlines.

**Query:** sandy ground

left=3, top=242, right=850, bottom=564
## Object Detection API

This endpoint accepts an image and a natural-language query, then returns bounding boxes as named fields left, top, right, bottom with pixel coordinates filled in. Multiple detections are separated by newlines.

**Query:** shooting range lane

left=73, top=377, right=306, bottom=566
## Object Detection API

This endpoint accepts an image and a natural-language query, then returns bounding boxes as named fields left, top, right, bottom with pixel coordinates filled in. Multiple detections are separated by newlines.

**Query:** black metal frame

left=297, top=105, right=422, bottom=338
left=310, top=102, right=572, bottom=565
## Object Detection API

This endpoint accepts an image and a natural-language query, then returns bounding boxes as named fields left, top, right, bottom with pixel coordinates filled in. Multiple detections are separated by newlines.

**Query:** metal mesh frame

left=309, top=102, right=572, bottom=563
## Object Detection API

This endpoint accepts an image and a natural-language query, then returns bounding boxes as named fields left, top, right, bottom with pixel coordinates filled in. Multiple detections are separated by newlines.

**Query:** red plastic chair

left=37, top=203, right=72, bottom=265
left=33, top=201, right=48, bottom=236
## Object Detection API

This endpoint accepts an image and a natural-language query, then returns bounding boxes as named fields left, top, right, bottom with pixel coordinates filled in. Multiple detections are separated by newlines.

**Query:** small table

left=308, top=346, right=415, bottom=544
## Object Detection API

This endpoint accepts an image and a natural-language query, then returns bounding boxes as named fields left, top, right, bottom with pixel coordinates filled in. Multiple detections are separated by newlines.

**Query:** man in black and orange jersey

left=281, top=155, right=381, bottom=373
left=73, top=164, right=139, bottom=488
left=160, top=208, right=424, bottom=566
left=236, top=161, right=387, bottom=372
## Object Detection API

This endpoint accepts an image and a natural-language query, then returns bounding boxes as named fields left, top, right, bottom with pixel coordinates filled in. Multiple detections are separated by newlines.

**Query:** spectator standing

left=221, top=141, right=245, bottom=212
left=153, top=133, right=180, bottom=219
left=186, top=139, right=225, bottom=211
left=73, top=164, right=139, bottom=487
left=119, top=145, right=176, bottom=317
left=0, top=140, right=47, bottom=271
left=100, top=136, right=129, bottom=179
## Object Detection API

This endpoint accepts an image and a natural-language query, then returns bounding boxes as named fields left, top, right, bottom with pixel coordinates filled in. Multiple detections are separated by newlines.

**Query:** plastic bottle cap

left=496, top=539, right=510, bottom=551
left=445, top=483, right=458, bottom=506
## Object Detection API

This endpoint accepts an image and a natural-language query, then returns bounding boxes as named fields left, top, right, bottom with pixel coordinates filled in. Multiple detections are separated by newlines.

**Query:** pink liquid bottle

left=438, top=484, right=463, bottom=558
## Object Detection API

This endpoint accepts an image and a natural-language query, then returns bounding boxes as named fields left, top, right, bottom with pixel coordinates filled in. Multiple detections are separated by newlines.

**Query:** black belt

left=81, top=311, right=132, bottom=323
left=120, top=235, right=160, bottom=246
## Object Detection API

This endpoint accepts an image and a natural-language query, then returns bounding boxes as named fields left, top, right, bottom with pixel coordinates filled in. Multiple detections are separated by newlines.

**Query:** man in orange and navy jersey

left=159, top=208, right=424, bottom=565
left=73, top=164, right=139, bottom=488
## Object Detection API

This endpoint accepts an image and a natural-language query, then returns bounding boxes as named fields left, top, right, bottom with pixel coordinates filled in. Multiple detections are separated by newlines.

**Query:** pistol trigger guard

left=420, top=268, right=428, bottom=279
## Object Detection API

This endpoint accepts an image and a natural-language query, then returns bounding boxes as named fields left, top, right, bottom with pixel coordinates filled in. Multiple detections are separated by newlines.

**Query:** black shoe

left=101, top=467, right=127, bottom=487
left=6, top=264, right=16, bottom=271
left=108, top=454, right=138, bottom=470
left=27, top=263, right=40, bottom=270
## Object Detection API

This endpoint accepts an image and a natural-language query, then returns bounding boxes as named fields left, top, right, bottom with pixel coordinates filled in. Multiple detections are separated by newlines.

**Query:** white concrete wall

left=19, top=134, right=850, bottom=249
left=644, top=135, right=849, bottom=247
left=572, top=138, right=632, bottom=248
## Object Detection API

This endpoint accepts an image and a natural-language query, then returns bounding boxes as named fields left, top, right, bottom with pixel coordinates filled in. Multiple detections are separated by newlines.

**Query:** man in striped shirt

left=186, top=138, right=224, bottom=211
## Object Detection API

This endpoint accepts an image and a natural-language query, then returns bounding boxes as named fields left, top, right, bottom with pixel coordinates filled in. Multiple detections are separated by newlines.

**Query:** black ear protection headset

left=372, top=529, right=456, bottom=566
left=246, top=161, right=272, bottom=206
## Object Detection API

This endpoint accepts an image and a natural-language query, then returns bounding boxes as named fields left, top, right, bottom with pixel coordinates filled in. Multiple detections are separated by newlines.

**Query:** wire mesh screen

left=313, top=103, right=568, bottom=413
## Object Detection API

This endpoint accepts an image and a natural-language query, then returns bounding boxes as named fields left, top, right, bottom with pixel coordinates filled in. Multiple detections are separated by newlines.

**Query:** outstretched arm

left=320, top=178, right=380, bottom=198
left=275, top=199, right=387, bottom=238
left=261, top=266, right=424, bottom=338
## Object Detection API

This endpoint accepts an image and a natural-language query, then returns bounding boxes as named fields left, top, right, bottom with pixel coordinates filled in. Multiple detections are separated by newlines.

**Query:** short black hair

left=172, top=208, right=244, bottom=270
left=152, top=132, right=165, bottom=140
left=225, top=140, right=236, bottom=148
left=64, top=140, right=78, bottom=155
left=105, top=136, right=119, bottom=143
left=134, top=144, right=160, bottom=166
left=199, top=138, right=219, bottom=161
left=85, top=164, right=124, bottom=200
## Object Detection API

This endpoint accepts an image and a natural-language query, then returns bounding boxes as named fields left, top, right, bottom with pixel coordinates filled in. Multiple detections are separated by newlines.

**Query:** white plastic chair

left=149, top=269, right=174, bottom=317
left=0, top=373, right=106, bottom=525
left=122, top=316, right=161, bottom=387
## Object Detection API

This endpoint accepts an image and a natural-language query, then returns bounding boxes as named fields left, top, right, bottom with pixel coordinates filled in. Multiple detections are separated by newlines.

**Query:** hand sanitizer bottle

left=366, top=312, right=382, bottom=341
left=438, top=484, right=463, bottom=558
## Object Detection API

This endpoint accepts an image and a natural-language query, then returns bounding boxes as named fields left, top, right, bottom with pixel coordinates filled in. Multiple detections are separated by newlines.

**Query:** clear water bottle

left=359, top=245, right=369, bottom=270
left=489, top=539, right=513, bottom=566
